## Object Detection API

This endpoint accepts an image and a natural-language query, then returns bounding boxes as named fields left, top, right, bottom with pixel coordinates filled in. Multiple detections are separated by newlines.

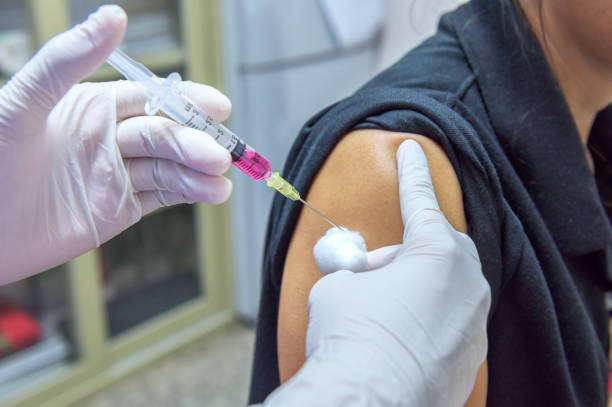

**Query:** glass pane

left=70, top=0, right=181, bottom=56
left=101, top=205, right=202, bottom=338
left=0, top=266, right=76, bottom=390
left=0, top=0, right=33, bottom=79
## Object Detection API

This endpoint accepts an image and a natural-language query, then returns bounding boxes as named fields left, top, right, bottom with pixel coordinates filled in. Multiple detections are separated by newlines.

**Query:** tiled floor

left=76, top=322, right=255, bottom=407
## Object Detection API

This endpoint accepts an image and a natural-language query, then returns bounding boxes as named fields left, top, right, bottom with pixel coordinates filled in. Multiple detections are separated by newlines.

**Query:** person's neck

left=519, top=1, right=612, bottom=147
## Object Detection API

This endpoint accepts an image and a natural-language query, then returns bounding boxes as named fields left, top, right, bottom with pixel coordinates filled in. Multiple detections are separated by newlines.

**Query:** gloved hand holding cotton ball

left=265, top=140, right=490, bottom=407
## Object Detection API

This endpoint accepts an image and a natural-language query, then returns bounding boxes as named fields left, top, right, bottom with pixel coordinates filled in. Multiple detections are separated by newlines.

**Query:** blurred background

left=0, top=0, right=464, bottom=406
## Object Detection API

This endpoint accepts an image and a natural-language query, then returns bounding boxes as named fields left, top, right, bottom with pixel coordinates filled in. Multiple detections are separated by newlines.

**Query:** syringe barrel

left=146, top=73, right=271, bottom=181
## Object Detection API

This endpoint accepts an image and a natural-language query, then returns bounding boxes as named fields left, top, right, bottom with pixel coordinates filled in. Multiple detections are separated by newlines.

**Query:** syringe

left=106, top=49, right=341, bottom=229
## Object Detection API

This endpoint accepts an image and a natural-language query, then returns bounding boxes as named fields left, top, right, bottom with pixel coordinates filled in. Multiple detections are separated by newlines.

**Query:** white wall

left=376, top=0, right=467, bottom=72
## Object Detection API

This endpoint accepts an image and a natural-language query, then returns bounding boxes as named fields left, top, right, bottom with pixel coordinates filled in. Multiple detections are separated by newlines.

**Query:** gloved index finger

left=115, top=79, right=232, bottom=124
left=396, top=139, right=445, bottom=237
left=179, top=81, right=232, bottom=123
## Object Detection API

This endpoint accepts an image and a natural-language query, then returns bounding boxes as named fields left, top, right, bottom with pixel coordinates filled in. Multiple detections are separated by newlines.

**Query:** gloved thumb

left=4, top=5, right=126, bottom=116
left=396, top=139, right=447, bottom=243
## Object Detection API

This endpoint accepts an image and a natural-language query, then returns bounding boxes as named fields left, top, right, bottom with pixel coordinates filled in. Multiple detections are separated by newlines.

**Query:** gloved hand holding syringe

left=106, top=49, right=340, bottom=228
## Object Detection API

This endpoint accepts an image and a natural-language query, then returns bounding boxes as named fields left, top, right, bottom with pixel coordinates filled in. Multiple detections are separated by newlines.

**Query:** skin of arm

left=277, top=129, right=488, bottom=406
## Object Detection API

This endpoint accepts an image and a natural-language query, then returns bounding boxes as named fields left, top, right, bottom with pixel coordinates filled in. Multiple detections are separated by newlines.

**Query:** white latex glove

left=263, top=140, right=491, bottom=407
left=0, top=5, right=233, bottom=283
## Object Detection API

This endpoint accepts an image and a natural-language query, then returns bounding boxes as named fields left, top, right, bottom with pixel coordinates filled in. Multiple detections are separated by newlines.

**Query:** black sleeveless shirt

left=249, top=0, right=612, bottom=405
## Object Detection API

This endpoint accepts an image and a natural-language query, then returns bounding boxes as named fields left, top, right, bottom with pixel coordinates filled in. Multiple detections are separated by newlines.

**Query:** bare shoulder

left=320, top=129, right=468, bottom=235
left=290, top=129, right=467, bottom=251
left=277, top=129, right=485, bottom=405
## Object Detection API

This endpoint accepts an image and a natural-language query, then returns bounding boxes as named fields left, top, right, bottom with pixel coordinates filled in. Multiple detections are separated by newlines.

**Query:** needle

left=299, top=198, right=344, bottom=230
left=265, top=171, right=344, bottom=230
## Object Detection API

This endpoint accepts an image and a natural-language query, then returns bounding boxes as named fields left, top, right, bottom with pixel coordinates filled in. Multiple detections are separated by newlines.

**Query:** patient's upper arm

left=277, top=129, right=486, bottom=405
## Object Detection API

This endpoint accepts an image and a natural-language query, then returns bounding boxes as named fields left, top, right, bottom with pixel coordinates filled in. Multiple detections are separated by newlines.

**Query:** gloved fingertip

left=396, top=139, right=422, bottom=165
left=205, top=90, right=232, bottom=122
left=190, top=129, right=233, bottom=175
left=83, top=4, right=127, bottom=50
left=366, top=244, right=401, bottom=270
left=94, top=4, right=127, bottom=24
left=209, top=177, right=233, bottom=204
left=215, top=146, right=233, bottom=174
left=216, top=92, right=232, bottom=120
left=221, top=177, right=234, bottom=203
left=181, top=81, right=233, bottom=122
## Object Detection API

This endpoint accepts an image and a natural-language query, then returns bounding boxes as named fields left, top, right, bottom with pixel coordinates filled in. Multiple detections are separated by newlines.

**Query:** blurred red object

left=0, top=301, right=41, bottom=356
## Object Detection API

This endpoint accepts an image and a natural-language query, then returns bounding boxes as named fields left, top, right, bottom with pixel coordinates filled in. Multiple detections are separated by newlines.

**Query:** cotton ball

left=313, top=227, right=368, bottom=275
